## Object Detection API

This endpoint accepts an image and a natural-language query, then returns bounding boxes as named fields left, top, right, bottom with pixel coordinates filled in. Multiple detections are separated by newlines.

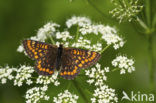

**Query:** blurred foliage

left=0, top=0, right=156, bottom=103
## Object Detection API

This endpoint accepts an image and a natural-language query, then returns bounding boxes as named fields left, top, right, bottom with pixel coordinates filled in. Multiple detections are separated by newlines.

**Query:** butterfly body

left=55, top=44, right=63, bottom=71
left=23, top=40, right=101, bottom=79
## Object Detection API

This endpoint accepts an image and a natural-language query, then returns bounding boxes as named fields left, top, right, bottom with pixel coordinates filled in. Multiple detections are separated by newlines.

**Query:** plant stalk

left=72, top=80, right=89, bottom=103
left=75, top=26, right=79, bottom=42
left=86, top=0, right=107, bottom=17
left=49, top=36, right=55, bottom=44
left=100, top=45, right=110, bottom=54
left=147, top=35, right=155, bottom=92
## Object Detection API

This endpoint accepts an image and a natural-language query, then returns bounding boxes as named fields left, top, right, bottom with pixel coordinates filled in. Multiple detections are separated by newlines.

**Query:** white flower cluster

left=85, top=63, right=109, bottom=86
left=56, top=31, right=73, bottom=41
left=91, top=85, right=118, bottom=103
left=102, top=33, right=124, bottom=50
left=25, top=85, right=49, bottom=103
left=66, top=16, right=124, bottom=50
left=53, top=90, right=79, bottom=103
left=72, top=36, right=91, bottom=48
left=110, top=0, right=143, bottom=23
left=66, top=16, right=91, bottom=28
left=79, top=24, right=99, bottom=35
left=0, top=66, right=16, bottom=84
left=80, top=24, right=124, bottom=49
left=14, top=65, right=34, bottom=86
left=71, top=36, right=102, bottom=52
left=37, top=22, right=60, bottom=41
left=36, top=72, right=60, bottom=86
left=112, top=55, right=135, bottom=74
left=85, top=63, right=118, bottom=102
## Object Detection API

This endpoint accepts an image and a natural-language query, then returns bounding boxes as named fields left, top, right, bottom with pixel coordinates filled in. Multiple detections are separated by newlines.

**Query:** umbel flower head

left=112, top=55, right=135, bottom=74
left=14, top=65, right=34, bottom=86
left=25, top=85, right=49, bottom=103
left=110, top=0, right=143, bottom=23
left=91, top=85, right=118, bottom=103
left=36, top=72, right=60, bottom=86
left=0, top=66, right=16, bottom=84
left=85, top=63, right=109, bottom=86
left=0, top=16, right=135, bottom=103
left=53, top=90, right=79, bottom=103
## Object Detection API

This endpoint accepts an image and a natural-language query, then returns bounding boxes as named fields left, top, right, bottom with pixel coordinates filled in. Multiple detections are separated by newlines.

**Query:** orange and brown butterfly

left=23, top=40, right=101, bottom=79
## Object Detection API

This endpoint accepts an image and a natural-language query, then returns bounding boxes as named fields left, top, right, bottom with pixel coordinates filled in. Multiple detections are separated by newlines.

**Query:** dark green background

left=0, top=0, right=156, bottom=103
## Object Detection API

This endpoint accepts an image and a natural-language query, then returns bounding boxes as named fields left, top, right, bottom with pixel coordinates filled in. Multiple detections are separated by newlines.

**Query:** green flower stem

left=85, top=89, right=93, bottom=96
left=72, top=80, right=89, bottom=103
left=86, top=0, right=107, bottom=17
left=145, top=0, right=151, bottom=27
left=67, top=82, right=71, bottom=90
left=144, top=0, right=156, bottom=93
left=49, top=35, right=55, bottom=44
left=137, top=17, right=149, bottom=31
left=136, top=0, right=155, bottom=92
left=75, top=26, right=79, bottom=42
left=100, top=45, right=110, bottom=54
left=111, top=68, right=120, bottom=72
left=147, top=35, right=155, bottom=92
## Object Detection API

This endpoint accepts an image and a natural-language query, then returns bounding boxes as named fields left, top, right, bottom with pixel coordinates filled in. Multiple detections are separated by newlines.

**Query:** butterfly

left=23, top=40, right=101, bottom=79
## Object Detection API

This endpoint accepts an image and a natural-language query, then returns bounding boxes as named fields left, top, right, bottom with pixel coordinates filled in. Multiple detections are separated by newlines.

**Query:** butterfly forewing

left=23, top=40, right=51, bottom=60
left=60, top=48, right=101, bottom=79
left=34, top=45, right=58, bottom=75
left=23, top=40, right=58, bottom=75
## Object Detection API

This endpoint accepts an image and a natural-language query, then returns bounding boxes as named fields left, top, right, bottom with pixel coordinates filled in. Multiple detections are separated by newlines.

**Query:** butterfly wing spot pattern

left=35, top=59, right=54, bottom=75
left=23, top=40, right=101, bottom=80
left=23, top=40, right=50, bottom=60
left=59, top=48, right=101, bottom=79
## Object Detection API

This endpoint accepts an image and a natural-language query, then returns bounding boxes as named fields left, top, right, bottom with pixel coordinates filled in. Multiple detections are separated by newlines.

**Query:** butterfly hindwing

left=60, top=49, right=80, bottom=79
left=35, top=46, right=58, bottom=75
left=60, top=48, right=101, bottom=79
left=23, top=40, right=52, bottom=60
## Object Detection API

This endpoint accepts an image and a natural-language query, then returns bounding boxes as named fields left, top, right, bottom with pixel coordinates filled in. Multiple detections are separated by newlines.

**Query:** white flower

left=0, top=66, right=16, bottom=84
left=37, top=22, right=60, bottom=41
left=26, top=79, right=33, bottom=85
left=66, top=16, right=91, bottom=28
left=91, top=85, right=118, bottom=103
left=29, top=36, right=39, bottom=41
left=36, top=72, right=60, bottom=86
left=17, top=45, right=24, bottom=53
left=112, top=55, right=135, bottom=74
left=14, top=65, right=34, bottom=86
left=85, top=63, right=108, bottom=86
left=53, top=90, right=79, bottom=103
left=25, top=86, right=49, bottom=103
